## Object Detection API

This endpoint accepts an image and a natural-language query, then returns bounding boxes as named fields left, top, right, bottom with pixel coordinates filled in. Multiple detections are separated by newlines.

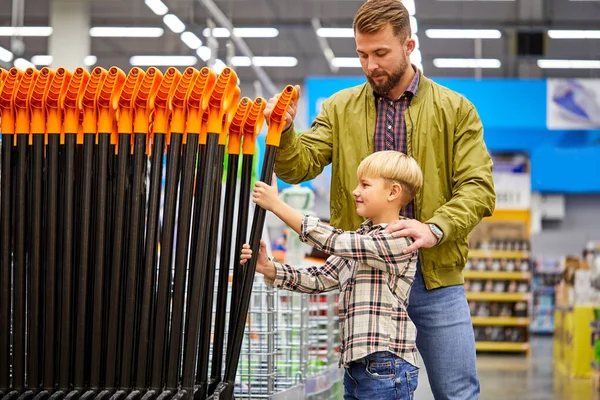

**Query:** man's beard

left=367, top=58, right=409, bottom=96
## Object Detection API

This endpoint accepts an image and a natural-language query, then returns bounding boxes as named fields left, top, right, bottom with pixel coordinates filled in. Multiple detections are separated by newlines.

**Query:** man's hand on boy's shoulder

left=385, top=219, right=439, bottom=254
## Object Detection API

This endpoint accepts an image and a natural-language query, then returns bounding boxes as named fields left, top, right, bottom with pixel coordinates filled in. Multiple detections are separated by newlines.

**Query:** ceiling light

left=433, top=58, right=501, bottom=68
left=547, top=30, right=600, bottom=39
left=0, top=26, right=53, bottom=37
left=31, top=55, right=53, bottom=66
left=129, top=55, right=197, bottom=66
left=85, top=55, right=98, bottom=66
left=163, top=14, right=186, bottom=34
left=316, top=28, right=354, bottom=38
left=410, top=16, right=418, bottom=33
left=331, top=57, right=361, bottom=68
left=425, top=29, right=502, bottom=39
left=196, top=46, right=212, bottom=62
left=14, top=58, right=34, bottom=71
left=202, top=27, right=279, bottom=38
left=404, top=0, right=416, bottom=16
left=144, top=0, right=168, bottom=16
left=212, top=59, right=227, bottom=75
left=230, top=56, right=298, bottom=67
left=0, top=46, right=14, bottom=63
left=537, top=59, right=600, bottom=69
left=180, top=31, right=202, bottom=49
left=89, top=27, right=164, bottom=37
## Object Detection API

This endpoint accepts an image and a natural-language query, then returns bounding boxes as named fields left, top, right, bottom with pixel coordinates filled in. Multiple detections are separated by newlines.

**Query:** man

left=263, top=0, right=495, bottom=398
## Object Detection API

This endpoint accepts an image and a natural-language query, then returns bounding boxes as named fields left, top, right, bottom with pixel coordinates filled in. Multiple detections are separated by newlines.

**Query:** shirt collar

left=373, top=64, right=420, bottom=101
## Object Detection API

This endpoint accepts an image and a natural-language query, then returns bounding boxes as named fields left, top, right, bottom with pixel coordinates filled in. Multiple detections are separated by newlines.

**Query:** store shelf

left=467, top=292, right=529, bottom=302
left=464, top=270, right=531, bottom=280
left=471, top=316, right=530, bottom=326
left=475, top=341, right=530, bottom=352
left=468, top=250, right=529, bottom=259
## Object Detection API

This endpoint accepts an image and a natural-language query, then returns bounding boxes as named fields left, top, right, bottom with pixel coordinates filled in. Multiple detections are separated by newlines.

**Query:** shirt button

left=388, top=125, right=392, bottom=130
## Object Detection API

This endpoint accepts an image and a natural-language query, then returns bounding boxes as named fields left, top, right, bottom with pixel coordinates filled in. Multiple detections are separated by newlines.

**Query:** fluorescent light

left=233, top=28, right=279, bottom=37
left=410, top=49, right=422, bottom=64
left=410, top=16, right=418, bottom=33
left=145, top=0, right=168, bottom=16
left=0, top=26, right=52, bottom=37
left=89, top=27, right=164, bottom=37
left=180, top=31, right=202, bottom=49
left=433, top=58, right=501, bottom=68
left=202, top=27, right=279, bottom=38
left=31, top=55, right=53, bottom=66
left=425, top=29, right=502, bottom=39
left=404, top=0, right=416, bottom=16
left=331, top=57, right=361, bottom=68
left=163, top=14, right=186, bottom=34
left=316, top=28, right=354, bottom=38
left=212, top=59, right=227, bottom=75
left=14, top=58, right=34, bottom=71
left=230, top=56, right=298, bottom=67
left=547, top=30, right=600, bottom=39
left=537, top=59, right=600, bottom=69
left=84, top=55, right=98, bottom=66
left=0, top=46, right=13, bottom=62
left=130, top=55, right=197, bottom=66
left=196, top=46, right=212, bottom=62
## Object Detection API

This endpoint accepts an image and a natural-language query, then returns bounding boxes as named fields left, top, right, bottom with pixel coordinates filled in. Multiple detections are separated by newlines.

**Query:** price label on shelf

left=493, top=172, right=531, bottom=210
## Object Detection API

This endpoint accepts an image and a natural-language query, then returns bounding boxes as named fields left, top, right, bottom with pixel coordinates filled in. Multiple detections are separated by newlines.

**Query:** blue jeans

left=408, top=264, right=480, bottom=399
left=344, top=351, right=419, bottom=400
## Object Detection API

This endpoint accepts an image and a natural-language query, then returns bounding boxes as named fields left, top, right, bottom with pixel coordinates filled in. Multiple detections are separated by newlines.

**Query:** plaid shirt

left=374, top=67, right=420, bottom=220
left=268, top=216, right=418, bottom=367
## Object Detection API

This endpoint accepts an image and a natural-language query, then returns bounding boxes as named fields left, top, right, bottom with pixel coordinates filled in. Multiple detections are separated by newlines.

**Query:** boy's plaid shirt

left=267, top=215, right=418, bottom=367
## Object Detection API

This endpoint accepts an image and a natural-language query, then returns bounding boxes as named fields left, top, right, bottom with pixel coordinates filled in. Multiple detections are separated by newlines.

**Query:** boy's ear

left=389, top=182, right=402, bottom=201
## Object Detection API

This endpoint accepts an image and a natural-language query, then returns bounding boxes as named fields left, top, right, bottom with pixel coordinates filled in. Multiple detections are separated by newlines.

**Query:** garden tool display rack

left=0, top=64, right=303, bottom=400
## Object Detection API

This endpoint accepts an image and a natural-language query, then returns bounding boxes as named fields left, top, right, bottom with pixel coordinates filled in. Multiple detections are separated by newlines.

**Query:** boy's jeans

left=408, top=264, right=480, bottom=399
left=343, top=351, right=419, bottom=400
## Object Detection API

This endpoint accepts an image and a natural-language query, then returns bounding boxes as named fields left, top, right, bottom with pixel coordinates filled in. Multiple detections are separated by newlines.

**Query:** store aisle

left=413, top=336, right=596, bottom=400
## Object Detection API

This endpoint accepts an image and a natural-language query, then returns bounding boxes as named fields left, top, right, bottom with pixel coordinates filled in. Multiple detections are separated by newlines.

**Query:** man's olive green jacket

left=274, top=73, right=496, bottom=289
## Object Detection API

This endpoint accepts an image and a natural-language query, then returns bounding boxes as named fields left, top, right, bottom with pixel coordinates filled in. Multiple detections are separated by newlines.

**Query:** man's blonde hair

left=353, top=0, right=412, bottom=40
left=357, top=151, right=423, bottom=205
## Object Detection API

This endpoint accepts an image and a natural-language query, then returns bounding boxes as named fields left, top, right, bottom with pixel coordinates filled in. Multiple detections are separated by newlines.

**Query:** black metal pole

left=120, top=132, right=147, bottom=388
left=166, top=131, right=198, bottom=389
left=150, top=132, right=182, bottom=389
left=196, top=144, right=225, bottom=396
left=208, top=152, right=239, bottom=393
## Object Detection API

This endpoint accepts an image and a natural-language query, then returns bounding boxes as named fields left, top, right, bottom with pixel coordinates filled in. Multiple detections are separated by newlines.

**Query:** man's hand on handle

left=385, top=219, right=439, bottom=254
left=264, top=84, right=301, bottom=131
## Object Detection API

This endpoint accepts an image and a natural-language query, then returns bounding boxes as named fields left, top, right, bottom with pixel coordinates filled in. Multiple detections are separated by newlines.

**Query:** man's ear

left=389, top=183, right=402, bottom=201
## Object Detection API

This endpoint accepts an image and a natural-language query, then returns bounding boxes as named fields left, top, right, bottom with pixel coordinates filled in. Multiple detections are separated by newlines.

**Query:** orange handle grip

left=46, top=68, right=72, bottom=135
left=186, top=67, right=216, bottom=136
left=219, top=86, right=241, bottom=146
left=81, top=67, right=107, bottom=137
left=152, top=67, right=182, bottom=136
left=14, top=68, right=38, bottom=135
left=266, top=85, right=298, bottom=147
left=117, top=67, right=145, bottom=137
left=204, top=67, right=239, bottom=135
left=241, top=97, right=266, bottom=155
left=169, top=67, right=198, bottom=143
left=134, top=67, right=162, bottom=135
left=62, top=67, right=90, bottom=135
left=227, top=97, right=251, bottom=155
left=97, top=66, right=126, bottom=134
left=0, top=68, right=21, bottom=135
left=30, top=67, right=54, bottom=135
left=0, top=68, right=7, bottom=85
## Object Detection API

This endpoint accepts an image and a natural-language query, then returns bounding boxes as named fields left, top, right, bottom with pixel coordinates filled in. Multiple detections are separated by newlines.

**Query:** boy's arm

left=266, top=257, right=340, bottom=294
left=300, top=216, right=416, bottom=277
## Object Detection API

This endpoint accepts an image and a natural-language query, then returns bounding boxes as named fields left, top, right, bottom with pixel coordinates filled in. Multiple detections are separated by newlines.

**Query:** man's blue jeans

left=344, top=351, right=419, bottom=400
left=408, top=264, right=480, bottom=399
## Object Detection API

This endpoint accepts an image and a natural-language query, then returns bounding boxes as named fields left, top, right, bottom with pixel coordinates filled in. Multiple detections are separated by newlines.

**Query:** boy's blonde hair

left=357, top=151, right=423, bottom=206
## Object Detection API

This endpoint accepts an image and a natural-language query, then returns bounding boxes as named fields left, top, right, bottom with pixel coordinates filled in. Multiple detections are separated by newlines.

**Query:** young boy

left=240, top=150, right=423, bottom=400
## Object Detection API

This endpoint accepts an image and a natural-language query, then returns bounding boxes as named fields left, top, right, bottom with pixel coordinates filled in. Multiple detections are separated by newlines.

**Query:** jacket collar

left=363, top=69, right=431, bottom=106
